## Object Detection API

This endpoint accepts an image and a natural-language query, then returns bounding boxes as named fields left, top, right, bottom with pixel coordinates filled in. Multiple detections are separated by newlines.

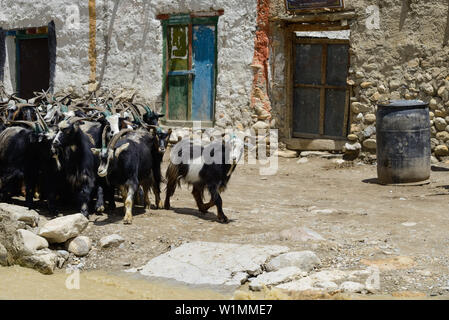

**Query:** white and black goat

left=164, top=135, right=244, bottom=223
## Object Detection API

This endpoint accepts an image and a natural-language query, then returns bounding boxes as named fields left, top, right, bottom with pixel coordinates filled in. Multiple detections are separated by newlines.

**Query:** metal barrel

left=376, top=100, right=431, bottom=184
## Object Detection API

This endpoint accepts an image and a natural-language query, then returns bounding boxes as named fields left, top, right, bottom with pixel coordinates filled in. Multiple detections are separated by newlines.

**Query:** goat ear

left=91, top=148, right=101, bottom=156
left=157, top=114, right=165, bottom=118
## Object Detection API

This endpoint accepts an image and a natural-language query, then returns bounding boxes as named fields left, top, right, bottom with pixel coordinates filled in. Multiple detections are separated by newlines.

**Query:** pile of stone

left=0, top=204, right=92, bottom=274
left=129, top=241, right=373, bottom=295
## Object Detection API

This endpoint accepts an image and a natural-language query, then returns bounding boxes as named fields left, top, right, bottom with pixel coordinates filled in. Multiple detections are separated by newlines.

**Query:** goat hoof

left=96, top=205, right=105, bottom=213
left=123, top=218, right=132, bottom=225
left=218, top=215, right=229, bottom=223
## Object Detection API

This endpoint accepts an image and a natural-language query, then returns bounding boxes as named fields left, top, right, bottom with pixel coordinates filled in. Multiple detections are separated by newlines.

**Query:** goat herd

left=0, top=90, right=244, bottom=224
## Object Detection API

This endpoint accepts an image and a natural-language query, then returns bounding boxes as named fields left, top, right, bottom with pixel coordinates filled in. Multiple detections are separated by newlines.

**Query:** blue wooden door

left=192, top=24, right=216, bottom=121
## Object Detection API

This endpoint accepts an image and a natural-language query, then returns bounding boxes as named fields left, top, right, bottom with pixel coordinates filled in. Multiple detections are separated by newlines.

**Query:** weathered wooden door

left=293, top=38, right=349, bottom=139
left=17, top=37, right=50, bottom=99
left=163, top=16, right=217, bottom=124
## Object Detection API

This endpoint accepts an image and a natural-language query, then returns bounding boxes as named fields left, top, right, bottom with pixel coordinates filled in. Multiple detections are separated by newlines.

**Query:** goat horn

left=101, top=124, right=110, bottom=149
left=7, top=120, right=37, bottom=129
left=66, top=116, right=87, bottom=123
left=108, top=128, right=134, bottom=150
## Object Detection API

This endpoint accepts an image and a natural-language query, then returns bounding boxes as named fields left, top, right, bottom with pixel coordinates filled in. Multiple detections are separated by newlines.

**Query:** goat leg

left=78, top=185, right=92, bottom=217
left=95, top=185, right=105, bottom=213
left=151, top=184, right=162, bottom=209
left=123, top=181, right=137, bottom=224
left=143, top=184, right=151, bottom=210
left=164, top=177, right=177, bottom=210
left=207, top=185, right=228, bottom=223
left=192, top=186, right=208, bottom=213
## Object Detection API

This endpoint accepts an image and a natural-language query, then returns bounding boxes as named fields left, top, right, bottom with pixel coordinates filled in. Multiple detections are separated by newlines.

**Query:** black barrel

left=376, top=100, right=431, bottom=184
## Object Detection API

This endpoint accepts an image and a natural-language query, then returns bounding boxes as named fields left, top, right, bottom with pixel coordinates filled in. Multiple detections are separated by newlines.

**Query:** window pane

left=326, top=44, right=349, bottom=86
left=293, top=87, right=321, bottom=135
left=324, top=89, right=347, bottom=137
left=294, top=43, right=322, bottom=85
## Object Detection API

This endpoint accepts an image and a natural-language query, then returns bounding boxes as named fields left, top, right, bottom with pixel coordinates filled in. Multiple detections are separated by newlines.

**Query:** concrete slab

left=133, top=242, right=289, bottom=289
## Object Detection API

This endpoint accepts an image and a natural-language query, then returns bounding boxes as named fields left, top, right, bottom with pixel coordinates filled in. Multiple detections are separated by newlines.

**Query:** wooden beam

left=296, top=38, right=349, bottom=44
left=289, top=23, right=350, bottom=32
left=88, top=0, right=97, bottom=85
left=295, top=84, right=347, bottom=90
left=274, top=10, right=356, bottom=23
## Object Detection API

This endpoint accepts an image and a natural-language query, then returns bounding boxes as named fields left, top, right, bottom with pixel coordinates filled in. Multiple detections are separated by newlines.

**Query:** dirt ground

left=31, top=154, right=449, bottom=298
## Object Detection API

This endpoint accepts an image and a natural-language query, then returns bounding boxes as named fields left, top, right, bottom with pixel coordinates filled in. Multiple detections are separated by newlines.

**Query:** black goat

left=52, top=117, right=108, bottom=217
left=0, top=124, right=59, bottom=213
left=164, top=136, right=244, bottom=223
left=92, top=128, right=161, bottom=224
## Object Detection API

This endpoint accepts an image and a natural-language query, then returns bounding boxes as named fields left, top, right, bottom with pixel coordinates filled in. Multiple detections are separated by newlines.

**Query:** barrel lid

left=378, top=100, right=428, bottom=108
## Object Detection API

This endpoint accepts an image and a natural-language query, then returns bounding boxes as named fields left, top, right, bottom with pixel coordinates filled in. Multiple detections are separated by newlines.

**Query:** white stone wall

left=0, top=0, right=258, bottom=128
left=0, top=0, right=91, bottom=94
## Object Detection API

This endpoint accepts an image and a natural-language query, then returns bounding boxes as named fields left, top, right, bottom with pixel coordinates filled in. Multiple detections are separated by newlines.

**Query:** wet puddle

left=1, top=266, right=447, bottom=300
left=0, top=266, right=230, bottom=300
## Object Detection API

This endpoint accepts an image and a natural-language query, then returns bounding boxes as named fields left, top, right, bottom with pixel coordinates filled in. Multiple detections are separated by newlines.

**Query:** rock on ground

left=0, top=203, right=39, bottom=227
left=99, top=234, right=125, bottom=248
left=134, top=242, right=289, bottom=288
left=339, top=281, right=366, bottom=293
left=278, top=227, right=325, bottom=242
left=265, top=251, right=321, bottom=272
left=15, top=249, right=59, bottom=275
left=0, top=242, right=7, bottom=266
left=249, top=267, right=305, bottom=291
left=276, top=269, right=349, bottom=292
left=314, top=281, right=339, bottom=291
left=65, top=236, right=92, bottom=257
left=0, top=210, right=25, bottom=264
left=38, top=214, right=89, bottom=243
left=14, top=229, right=48, bottom=255
left=276, top=150, right=298, bottom=158
left=57, top=250, right=70, bottom=261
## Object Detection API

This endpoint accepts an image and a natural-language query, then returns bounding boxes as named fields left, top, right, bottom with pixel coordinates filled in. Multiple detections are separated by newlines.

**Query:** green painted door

left=167, top=25, right=190, bottom=121
left=163, top=16, right=218, bottom=124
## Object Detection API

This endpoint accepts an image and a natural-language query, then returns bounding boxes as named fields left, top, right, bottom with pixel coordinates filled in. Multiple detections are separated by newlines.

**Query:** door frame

left=7, top=27, right=50, bottom=97
left=283, top=23, right=352, bottom=150
left=16, top=33, right=49, bottom=97
left=159, top=12, right=222, bottom=128
left=292, top=37, right=350, bottom=140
